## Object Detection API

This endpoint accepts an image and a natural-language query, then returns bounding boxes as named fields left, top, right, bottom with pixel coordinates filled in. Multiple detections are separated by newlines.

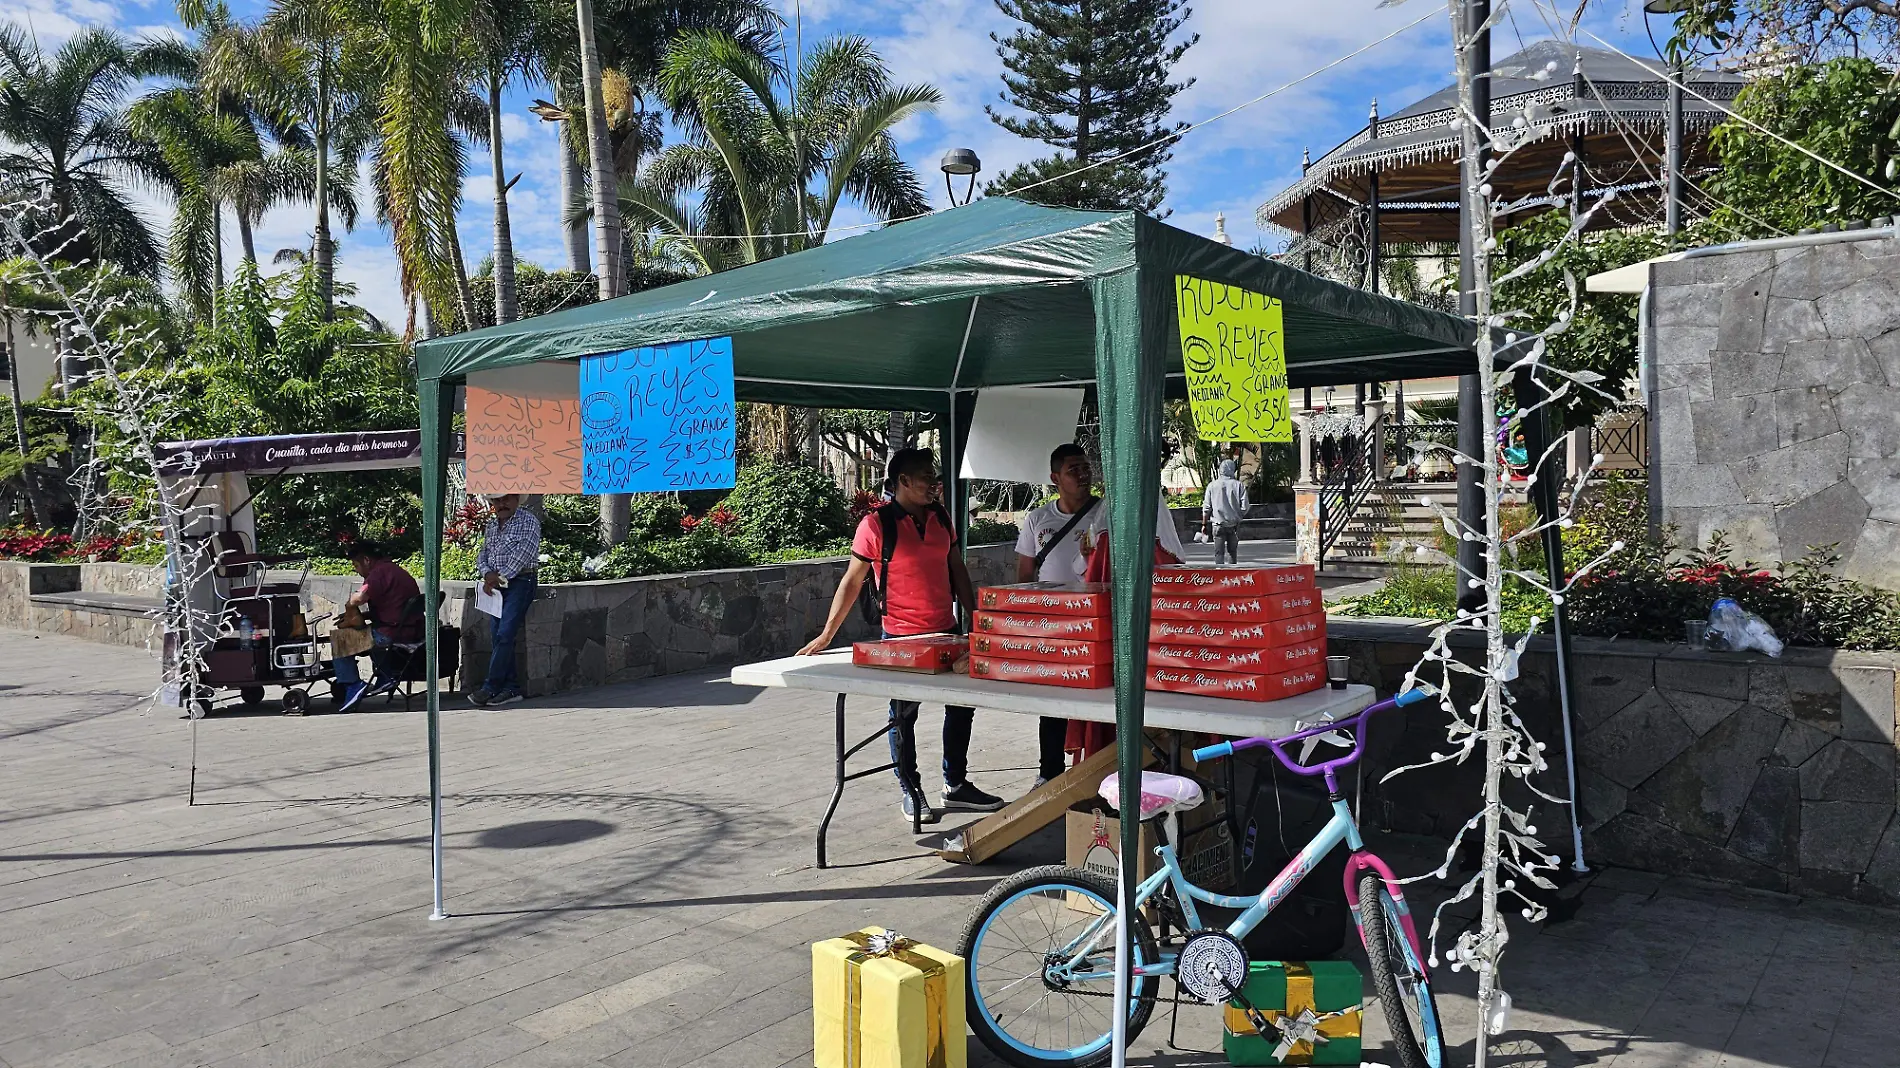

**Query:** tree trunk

left=3, top=298, right=48, bottom=527
left=560, top=121, right=591, bottom=274
left=488, top=73, right=518, bottom=325
left=886, top=409, right=906, bottom=462
left=313, top=46, right=335, bottom=319
left=236, top=211, right=257, bottom=269
left=577, top=0, right=630, bottom=546
left=446, top=225, right=476, bottom=331
left=576, top=0, right=623, bottom=302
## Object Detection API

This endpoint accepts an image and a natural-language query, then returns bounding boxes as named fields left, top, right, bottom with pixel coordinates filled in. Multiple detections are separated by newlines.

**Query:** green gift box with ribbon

left=1222, top=960, right=1362, bottom=1066
left=813, top=927, right=965, bottom=1068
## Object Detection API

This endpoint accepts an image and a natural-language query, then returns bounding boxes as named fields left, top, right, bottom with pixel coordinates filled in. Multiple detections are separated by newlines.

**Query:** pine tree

left=984, top=0, right=1196, bottom=214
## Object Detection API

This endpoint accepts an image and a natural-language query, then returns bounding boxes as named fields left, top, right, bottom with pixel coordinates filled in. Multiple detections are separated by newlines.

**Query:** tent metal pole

left=418, top=376, right=454, bottom=921
left=944, top=296, right=981, bottom=556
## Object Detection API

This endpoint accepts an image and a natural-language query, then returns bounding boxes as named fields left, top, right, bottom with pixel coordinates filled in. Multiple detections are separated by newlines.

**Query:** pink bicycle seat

left=1097, top=771, right=1204, bottom=818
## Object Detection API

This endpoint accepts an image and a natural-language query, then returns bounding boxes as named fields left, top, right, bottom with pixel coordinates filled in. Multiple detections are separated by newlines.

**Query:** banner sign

left=154, top=430, right=462, bottom=477
left=580, top=337, right=737, bottom=493
left=464, top=365, right=584, bottom=494
left=1175, top=276, right=1291, bottom=443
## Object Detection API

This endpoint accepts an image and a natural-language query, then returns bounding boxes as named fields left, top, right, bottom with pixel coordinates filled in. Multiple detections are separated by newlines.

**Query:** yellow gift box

left=813, top=927, right=966, bottom=1068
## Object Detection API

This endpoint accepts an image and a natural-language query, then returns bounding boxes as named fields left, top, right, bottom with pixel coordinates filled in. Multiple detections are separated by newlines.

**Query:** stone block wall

left=0, top=562, right=77, bottom=629
left=1331, top=619, right=1900, bottom=906
left=1650, top=233, right=1900, bottom=588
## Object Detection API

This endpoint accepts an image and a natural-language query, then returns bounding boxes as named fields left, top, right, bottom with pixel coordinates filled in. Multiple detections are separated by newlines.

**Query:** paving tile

left=6, top=631, right=1900, bottom=1068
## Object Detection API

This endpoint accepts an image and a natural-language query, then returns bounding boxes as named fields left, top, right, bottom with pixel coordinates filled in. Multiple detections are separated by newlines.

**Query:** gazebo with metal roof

left=1257, top=41, right=1745, bottom=279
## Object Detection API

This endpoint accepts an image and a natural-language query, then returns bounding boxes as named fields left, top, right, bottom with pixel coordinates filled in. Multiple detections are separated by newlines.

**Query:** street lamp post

left=1645, top=0, right=1691, bottom=237
left=940, top=148, right=982, bottom=206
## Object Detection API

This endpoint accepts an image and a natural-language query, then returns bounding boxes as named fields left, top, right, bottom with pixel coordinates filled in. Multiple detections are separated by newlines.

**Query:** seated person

left=331, top=541, right=421, bottom=711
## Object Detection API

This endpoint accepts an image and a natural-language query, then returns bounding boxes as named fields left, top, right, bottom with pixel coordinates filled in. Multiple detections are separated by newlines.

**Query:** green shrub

left=304, top=555, right=360, bottom=576
left=535, top=542, right=587, bottom=583
left=721, top=461, right=850, bottom=552
left=627, top=494, right=688, bottom=541
left=595, top=527, right=756, bottom=579
left=397, top=543, right=480, bottom=582
left=1331, top=564, right=1553, bottom=635
left=540, top=494, right=603, bottom=556
left=753, top=539, right=852, bottom=564
left=967, top=517, right=1020, bottom=545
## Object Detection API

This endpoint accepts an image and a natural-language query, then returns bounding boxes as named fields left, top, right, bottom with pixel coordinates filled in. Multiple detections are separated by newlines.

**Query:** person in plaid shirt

left=469, top=493, right=541, bottom=707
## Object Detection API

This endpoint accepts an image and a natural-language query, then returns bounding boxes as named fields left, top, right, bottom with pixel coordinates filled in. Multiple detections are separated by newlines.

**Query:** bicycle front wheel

left=1358, top=873, right=1444, bottom=1068
left=957, top=864, right=1159, bottom=1068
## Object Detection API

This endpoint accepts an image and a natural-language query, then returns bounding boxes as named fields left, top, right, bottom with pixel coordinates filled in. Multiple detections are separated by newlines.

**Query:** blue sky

left=8, top=0, right=1664, bottom=328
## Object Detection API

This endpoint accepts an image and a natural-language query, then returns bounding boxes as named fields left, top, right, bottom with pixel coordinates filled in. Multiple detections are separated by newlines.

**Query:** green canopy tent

left=412, top=196, right=1476, bottom=1052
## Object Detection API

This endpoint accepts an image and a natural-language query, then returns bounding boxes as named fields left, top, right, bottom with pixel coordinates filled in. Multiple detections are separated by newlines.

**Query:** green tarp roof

left=416, top=197, right=1476, bottom=410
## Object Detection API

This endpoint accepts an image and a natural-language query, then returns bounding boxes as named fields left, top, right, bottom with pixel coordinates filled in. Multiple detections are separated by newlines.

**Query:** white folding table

left=727, top=651, right=1375, bottom=867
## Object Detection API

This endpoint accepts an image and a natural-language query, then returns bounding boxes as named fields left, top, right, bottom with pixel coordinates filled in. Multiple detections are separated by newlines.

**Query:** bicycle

left=956, top=688, right=1444, bottom=1068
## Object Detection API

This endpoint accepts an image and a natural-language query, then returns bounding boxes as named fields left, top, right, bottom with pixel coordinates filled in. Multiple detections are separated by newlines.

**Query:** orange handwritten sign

left=464, top=365, right=583, bottom=493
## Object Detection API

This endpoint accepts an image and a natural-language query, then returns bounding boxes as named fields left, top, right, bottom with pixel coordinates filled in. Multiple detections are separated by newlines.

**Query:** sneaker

left=900, top=789, right=941, bottom=826
left=467, top=687, right=495, bottom=707
left=335, top=681, right=370, bottom=713
left=1032, top=775, right=1058, bottom=791
left=486, top=689, right=524, bottom=707
left=365, top=676, right=402, bottom=698
left=940, top=781, right=1006, bottom=812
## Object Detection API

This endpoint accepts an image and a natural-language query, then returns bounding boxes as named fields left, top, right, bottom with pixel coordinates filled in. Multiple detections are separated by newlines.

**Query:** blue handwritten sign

left=579, top=337, right=737, bottom=493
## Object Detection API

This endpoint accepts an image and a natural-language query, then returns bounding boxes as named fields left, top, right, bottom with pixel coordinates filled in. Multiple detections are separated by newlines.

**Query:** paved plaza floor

left=3, top=629, right=1898, bottom=1068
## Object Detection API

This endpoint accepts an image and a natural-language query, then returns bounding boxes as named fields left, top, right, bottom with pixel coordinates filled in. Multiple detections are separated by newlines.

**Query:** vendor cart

left=152, top=430, right=462, bottom=717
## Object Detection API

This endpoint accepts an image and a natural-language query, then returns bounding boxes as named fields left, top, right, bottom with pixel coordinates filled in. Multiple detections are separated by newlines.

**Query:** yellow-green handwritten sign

left=1175, top=276, right=1291, bottom=443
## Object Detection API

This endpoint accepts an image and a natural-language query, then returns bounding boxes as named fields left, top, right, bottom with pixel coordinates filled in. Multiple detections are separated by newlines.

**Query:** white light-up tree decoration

left=1371, top=5, right=1637, bottom=1066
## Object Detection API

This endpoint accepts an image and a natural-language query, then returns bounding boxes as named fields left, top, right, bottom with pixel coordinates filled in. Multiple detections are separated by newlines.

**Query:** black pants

left=1038, top=716, right=1069, bottom=781
left=884, top=629, right=973, bottom=791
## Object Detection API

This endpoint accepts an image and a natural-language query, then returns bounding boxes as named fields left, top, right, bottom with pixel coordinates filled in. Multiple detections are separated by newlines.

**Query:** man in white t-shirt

left=1013, top=443, right=1185, bottom=785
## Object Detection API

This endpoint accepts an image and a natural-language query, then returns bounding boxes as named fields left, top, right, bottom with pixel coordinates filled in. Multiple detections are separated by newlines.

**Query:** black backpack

left=857, top=500, right=959, bottom=628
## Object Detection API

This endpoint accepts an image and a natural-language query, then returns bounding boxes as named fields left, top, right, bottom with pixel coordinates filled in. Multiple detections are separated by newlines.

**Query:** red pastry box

left=976, top=582, right=1110, bottom=617
left=1149, top=612, right=1326, bottom=649
left=1148, top=588, right=1321, bottom=624
left=973, top=611, right=1110, bottom=641
left=1146, top=664, right=1326, bottom=702
left=851, top=633, right=968, bottom=673
left=1147, top=640, right=1324, bottom=674
left=1150, top=564, right=1316, bottom=596
left=968, top=654, right=1112, bottom=689
left=972, top=632, right=1112, bottom=666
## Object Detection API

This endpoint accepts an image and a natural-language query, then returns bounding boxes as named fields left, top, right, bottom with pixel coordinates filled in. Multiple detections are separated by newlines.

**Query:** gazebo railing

left=1317, top=431, right=1379, bottom=568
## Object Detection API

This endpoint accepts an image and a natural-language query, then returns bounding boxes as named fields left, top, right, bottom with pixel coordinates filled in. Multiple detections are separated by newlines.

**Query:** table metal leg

left=816, top=692, right=910, bottom=868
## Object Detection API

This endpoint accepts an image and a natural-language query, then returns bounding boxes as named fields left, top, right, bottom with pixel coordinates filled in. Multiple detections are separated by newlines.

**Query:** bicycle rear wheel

left=1357, top=873, right=1444, bottom=1068
left=957, top=864, right=1159, bottom=1068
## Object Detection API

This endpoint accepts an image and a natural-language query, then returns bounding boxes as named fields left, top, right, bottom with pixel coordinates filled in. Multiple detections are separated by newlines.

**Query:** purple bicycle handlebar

left=1190, top=687, right=1433, bottom=787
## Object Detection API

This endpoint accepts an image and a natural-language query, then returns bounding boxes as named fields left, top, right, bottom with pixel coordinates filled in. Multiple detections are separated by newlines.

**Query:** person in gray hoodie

left=1201, top=458, right=1249, bottom=565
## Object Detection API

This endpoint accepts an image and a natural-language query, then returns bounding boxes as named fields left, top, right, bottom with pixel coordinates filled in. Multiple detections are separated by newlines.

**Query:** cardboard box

left=1151, top=564, right=1316, bottom=595
left=1147, top=640, right=1324, bottom=674
left=1149, top=612, right=1326, bottom=649
left=976, top=582, right=1111, bottom=617
left=1146, top=664, right=1326, bottom=702
left=1222, top=960, right=1364, bottom=1066
left=851, top=634, right=968, bottom=673
left=973, top=610, right=1110, bottom=641
left=1066, top=795, right=1232, bottom=909
left=1149, top=589, right=1321, bottom=624
left=968, top=654, right=1111, bottom=688
left=972, top=632, right=1110, bottom=665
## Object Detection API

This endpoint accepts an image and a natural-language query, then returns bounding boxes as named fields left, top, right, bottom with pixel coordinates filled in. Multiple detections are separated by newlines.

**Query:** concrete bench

left=27, top=590, right=162, bottom=647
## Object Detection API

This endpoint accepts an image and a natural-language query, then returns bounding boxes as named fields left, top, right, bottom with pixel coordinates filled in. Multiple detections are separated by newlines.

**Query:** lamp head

left=939, top=148, right=982, bottom=176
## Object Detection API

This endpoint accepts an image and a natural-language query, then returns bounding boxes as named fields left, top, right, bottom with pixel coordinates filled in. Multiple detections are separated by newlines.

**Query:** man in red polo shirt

left=799, top=448, right=1004, bottom=824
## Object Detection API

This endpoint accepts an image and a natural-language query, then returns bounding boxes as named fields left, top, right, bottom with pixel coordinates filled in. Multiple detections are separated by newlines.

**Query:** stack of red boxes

left=1146, top=564, right=1327, bottom=702
left=968, top=582, right=1114, bottom=688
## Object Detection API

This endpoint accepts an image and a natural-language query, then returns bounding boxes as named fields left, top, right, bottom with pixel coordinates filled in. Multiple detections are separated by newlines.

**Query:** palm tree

left=133, top=2, right=340, bottom=312
left=625, top=31, right=937, bottom=269
left=0, top=27, right=174, bottom=278
left=573, top=0, right=624, bottom=302
left=470, top=0, right=547, bottom=325
left=253, top=0, right=378, bottom=317
left=1, top=257, right=57, bottom=526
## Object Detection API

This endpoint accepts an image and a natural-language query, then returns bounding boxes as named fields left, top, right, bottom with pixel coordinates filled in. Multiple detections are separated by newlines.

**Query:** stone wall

left=3, top=546, right=1017, bottom=700
left=1650, top=232, right=1900, bottom=588
left=1331, top=618, right=1900, bottom=906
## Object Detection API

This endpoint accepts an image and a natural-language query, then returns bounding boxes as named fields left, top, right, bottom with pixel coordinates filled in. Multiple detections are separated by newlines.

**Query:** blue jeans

left=332, top=629, right=393, bottom=687
left=883, top=629, right=974, bottom=792
left=483, top=573, right=537, bottom=693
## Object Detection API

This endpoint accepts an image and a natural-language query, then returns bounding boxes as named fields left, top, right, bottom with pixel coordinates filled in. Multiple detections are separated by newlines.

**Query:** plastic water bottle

left=1707, top=598, right=1783, bottom=657
left=239, top=618, right=255, bottom=650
